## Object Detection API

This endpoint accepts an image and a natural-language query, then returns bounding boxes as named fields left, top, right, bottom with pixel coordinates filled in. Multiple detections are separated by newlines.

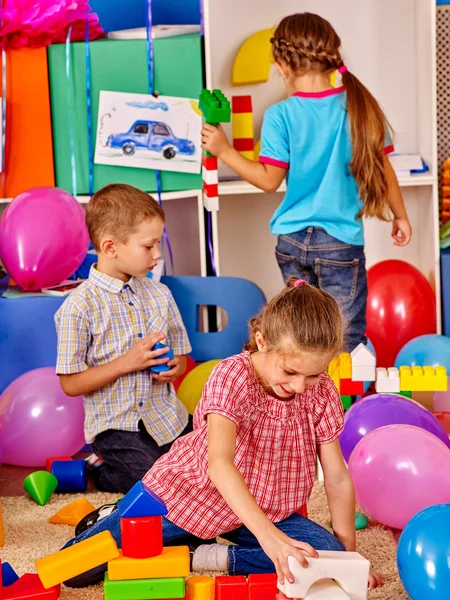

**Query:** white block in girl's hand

left=277, top=551, right=369, bottom=600
left=304, top=579, right=350, bottom=599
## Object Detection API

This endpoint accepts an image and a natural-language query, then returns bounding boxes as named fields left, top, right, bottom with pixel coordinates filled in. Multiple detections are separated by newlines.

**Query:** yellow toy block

left=399, top=365, right=448, bottom=392
left=49, top=498, right=95, bottom=526
left=108, top=546, right=190, bottom=581
left=187, top=576, right=215, bottom=600
left=239, top=150, right=255, bottom=160
left=36, top=530, right=119, bottom=588
left=232, top=28, right=275, bottom=85
left=327, top=357, right=340, bottom=394
left=232, top=113, right=254, bottom=139
left=339, top=353, right=352, bottom=379
left=0, top=499, right=4, bottom=546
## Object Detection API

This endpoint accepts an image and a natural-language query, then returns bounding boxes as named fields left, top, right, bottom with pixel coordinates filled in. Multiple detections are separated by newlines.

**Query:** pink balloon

left=0, top=187, right=89, bottom=291
left=0, top=367, right=85, bottom=467
left=348, top=424, right=450, bottom=529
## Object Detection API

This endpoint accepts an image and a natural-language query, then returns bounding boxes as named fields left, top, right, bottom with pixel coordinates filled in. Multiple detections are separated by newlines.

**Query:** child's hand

left=152, top=356, right=182, bottom=383
left=392, top=218, right=412, bottom=246
left=369, top=571, right=383, bottom=589
left=119, top=332, right=170, bottom=374
left=259, top=526, right=318, bottom=585
left=201, top=123, right=232, bottom=158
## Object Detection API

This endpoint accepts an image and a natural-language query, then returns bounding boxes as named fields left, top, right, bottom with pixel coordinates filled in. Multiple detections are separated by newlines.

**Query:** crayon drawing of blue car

left=106, top=120, right=196, bottom=159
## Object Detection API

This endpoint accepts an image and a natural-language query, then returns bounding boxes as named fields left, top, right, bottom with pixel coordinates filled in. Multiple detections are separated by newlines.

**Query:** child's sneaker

left=84, top=452, right=104, bottom=470
left=75, top=502, right=118, bottom=536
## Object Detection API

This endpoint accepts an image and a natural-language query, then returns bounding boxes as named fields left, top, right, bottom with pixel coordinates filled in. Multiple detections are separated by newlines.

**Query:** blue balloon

left=395, top=335, right=450, bottom=371
left=397, top=504, right=450, bottom=599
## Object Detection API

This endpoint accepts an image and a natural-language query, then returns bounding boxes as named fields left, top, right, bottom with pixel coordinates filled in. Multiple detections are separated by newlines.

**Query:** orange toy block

left=36, top=530, right=119, bottom=588
left=0, top=499, right=4, bottom=546
left=1, top=48, right=55, bottom=198
left=48, top=498, right=95, bottom=526
left=186, top=576, right=215, bottom=600
left=108, top=546, right=190, bottom=581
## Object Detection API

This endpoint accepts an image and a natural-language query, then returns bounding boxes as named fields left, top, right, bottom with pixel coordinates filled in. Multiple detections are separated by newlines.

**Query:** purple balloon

left=0, top=367, right=85, bottom=467
left=0, top=186, right=89, bottom=290
left=349, top=424, right=450, bottom=529
left=340, top=393, right=450, bottom=462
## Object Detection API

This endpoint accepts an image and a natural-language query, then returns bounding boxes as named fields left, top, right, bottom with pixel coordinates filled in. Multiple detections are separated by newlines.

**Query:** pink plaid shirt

left=143, top=351, right=344, bottom=539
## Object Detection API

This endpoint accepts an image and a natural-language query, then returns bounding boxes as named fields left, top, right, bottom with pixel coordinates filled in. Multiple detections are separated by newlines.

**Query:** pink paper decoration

left=0, top=0, right=105, bottom=49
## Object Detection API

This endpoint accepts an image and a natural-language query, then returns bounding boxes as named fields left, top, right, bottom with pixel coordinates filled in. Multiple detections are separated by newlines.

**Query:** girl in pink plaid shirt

left=64, top=278, right=381, bottom=589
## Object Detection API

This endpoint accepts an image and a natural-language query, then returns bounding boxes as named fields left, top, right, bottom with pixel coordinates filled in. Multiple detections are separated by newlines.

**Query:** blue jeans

left=63, top=510, right=344, bottom=587
left=276, top=228, right=368, bottom=351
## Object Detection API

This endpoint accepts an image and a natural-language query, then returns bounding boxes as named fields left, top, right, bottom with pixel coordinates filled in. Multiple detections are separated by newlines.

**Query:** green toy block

left=341, top=395, right=352, bottom=410
left=397, top=391, right=413, bottom=399
left=199, top=89, right=231, bottom=125
left=23, top=471, right=58, bottom=506
left=104, top=574, right=185, bottom=600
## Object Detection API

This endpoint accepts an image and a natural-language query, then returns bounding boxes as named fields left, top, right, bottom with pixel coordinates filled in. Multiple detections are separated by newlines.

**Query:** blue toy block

left=118, top=481, right=168, bottom=518
left=150, top=341, right=174, bottom=374
left=2, top=561, right=19, bottom=587
left=51, top=459, right=88, bottom=493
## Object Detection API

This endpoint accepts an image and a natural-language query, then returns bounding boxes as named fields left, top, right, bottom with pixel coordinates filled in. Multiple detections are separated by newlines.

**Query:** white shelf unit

left=204, top=0, right=441, bottom=331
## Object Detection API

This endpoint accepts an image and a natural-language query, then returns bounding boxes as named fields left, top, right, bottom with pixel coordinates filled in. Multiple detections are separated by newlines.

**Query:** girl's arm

left=317, top=439, right=382, bottom=590
left=201, top=124, right=286, bottom=193
left=207, top=413, right=318, bottom=584
left=384, top=155, right=412, bottom=246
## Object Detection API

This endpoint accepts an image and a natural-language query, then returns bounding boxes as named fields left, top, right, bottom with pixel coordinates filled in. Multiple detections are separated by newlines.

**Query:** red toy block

left=232, top=96, right=252, bottom=114
left=248, top=574, right=277, bottom=600
left=233, top=138, right=254, bottom=152
left=202, top=154, right=218, bottom=170
left=3, top=573, right=60, bottom=599
left=203, top=183, right=219, bottom=197
left=340, top=379, right=364, bottom=395
left=45, top=457, right=72, bottom=472
left=215, top=576, right=248, bottom=600
left=120, top=516, right=163, bottom=558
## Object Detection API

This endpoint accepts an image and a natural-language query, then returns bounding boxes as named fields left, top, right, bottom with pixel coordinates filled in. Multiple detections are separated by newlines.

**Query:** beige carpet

left=0, top=484, right=409, bottom=599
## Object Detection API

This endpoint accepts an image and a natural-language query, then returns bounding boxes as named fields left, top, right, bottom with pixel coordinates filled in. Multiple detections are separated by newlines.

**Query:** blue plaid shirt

left=55, top=266, right=191, bottom=445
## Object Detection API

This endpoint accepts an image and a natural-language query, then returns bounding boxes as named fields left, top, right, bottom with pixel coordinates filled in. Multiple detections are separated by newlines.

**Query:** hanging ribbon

left=145, top=0, right=174, bottom=274
left=1, top=0, right=6, bottom=195
left=65, top=26, right=77, bottom=199
left=85, top=19, right=94, bottom=197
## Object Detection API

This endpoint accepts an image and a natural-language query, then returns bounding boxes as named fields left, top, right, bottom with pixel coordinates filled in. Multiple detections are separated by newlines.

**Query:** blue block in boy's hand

left=150, top=341, right=174, bottom=374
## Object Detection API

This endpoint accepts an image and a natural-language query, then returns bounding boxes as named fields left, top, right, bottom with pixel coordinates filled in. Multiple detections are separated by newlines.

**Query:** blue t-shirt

left=259, top=87, right=393, bottom=246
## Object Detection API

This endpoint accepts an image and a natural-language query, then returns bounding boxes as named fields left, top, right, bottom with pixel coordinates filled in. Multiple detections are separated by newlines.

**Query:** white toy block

left=351, top=343, right=376, bottom=382
left=278, top=551, right=369, bottom=600
left=203, top=195, right=219, bottom=212
left=305, top=579, right=350, bottom=599
left=202, top=166, right=219, bottom=185
left=375, top=367, right=400, bottom=393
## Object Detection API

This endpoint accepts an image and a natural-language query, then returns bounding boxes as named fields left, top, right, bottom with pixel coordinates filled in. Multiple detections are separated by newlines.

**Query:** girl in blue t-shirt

left=202, top=12, right=412, bottom=351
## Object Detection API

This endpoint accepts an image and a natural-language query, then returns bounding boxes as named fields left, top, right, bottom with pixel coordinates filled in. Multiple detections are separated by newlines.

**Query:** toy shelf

left=204, top=0, right=441, bottom=331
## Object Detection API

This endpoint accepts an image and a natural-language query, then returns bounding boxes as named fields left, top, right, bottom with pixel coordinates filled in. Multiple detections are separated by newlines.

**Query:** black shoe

left=75, top=502, right=119, bottom=536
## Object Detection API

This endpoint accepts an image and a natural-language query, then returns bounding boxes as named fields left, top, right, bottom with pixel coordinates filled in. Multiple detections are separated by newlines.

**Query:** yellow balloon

left=177, top=359, right=222, bottom=414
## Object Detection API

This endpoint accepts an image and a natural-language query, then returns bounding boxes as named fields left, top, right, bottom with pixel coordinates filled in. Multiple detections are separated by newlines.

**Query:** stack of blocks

left=199, top=89, right=231, bottom=212
left=231, top=96, right=255, bottom=159
left=327, top=343, right=448, bottom=410
left=105, top=481, right=190, bottom=600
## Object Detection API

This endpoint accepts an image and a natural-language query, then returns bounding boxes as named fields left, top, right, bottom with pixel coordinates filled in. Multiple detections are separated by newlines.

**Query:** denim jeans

left=63, top=510, right=345, bottom=587
left=91, top=417, right=193, bottom=494
left=275, top=227, right=368, bottom=351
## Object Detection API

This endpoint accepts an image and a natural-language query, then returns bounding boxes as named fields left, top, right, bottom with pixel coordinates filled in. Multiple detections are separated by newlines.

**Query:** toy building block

left=216, top=576, right=248, bottom=600
left=350, top=344, right=376, bottom=382
left=277, top=551, right=369, bottom=600
left=150, top=340, right=174, bottom=374
left=23, top=472, right=58, bottom=506
left=108, top=546, right=189, bottom=581
left=232, top=96, right=255, bottom=160
left=341, top=395, right=353, bottom=411
left=339, top=353, right=352, bottom=379
left=0, top=499, right=4, bottom=546
left=202, top=153, right=219, bottom=211
left=327, top=357, right=340, bottom=394
left=199, top=89, right=231, bottom=126
left=399, top=366, right=448, bottom=392
left=232, top=28, right=275, bottom=86
left=45, top=457, right=72, bottom=472
left=51, top=459, right=87, bottom=493
left=118, top=481, right=168, bottom=519
left=186, top=576, right=215, bottom=600
left=104, top=573, right=185, bottom=600
left=48, top=498, right=95, bottom=526
left=375, top=367, right=400, bottom=393
left=248, top=574, right=278, bottom=600
left=3, top=573, right=61, bottom=599
left=121, top=515, right=163, bottom=559
left=340, top=379, right=364, bottom=396
left=303, top=579, right=350, bottom=599
left=2, top=561, right=19, bottom=587
left=398, top=390, right=412, bottom=399
left=36, top=530, right=119, bottom=588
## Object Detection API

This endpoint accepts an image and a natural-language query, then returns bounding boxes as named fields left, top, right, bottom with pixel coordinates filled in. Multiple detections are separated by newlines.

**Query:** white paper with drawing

left=94, top=91, right=202, bottom=174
